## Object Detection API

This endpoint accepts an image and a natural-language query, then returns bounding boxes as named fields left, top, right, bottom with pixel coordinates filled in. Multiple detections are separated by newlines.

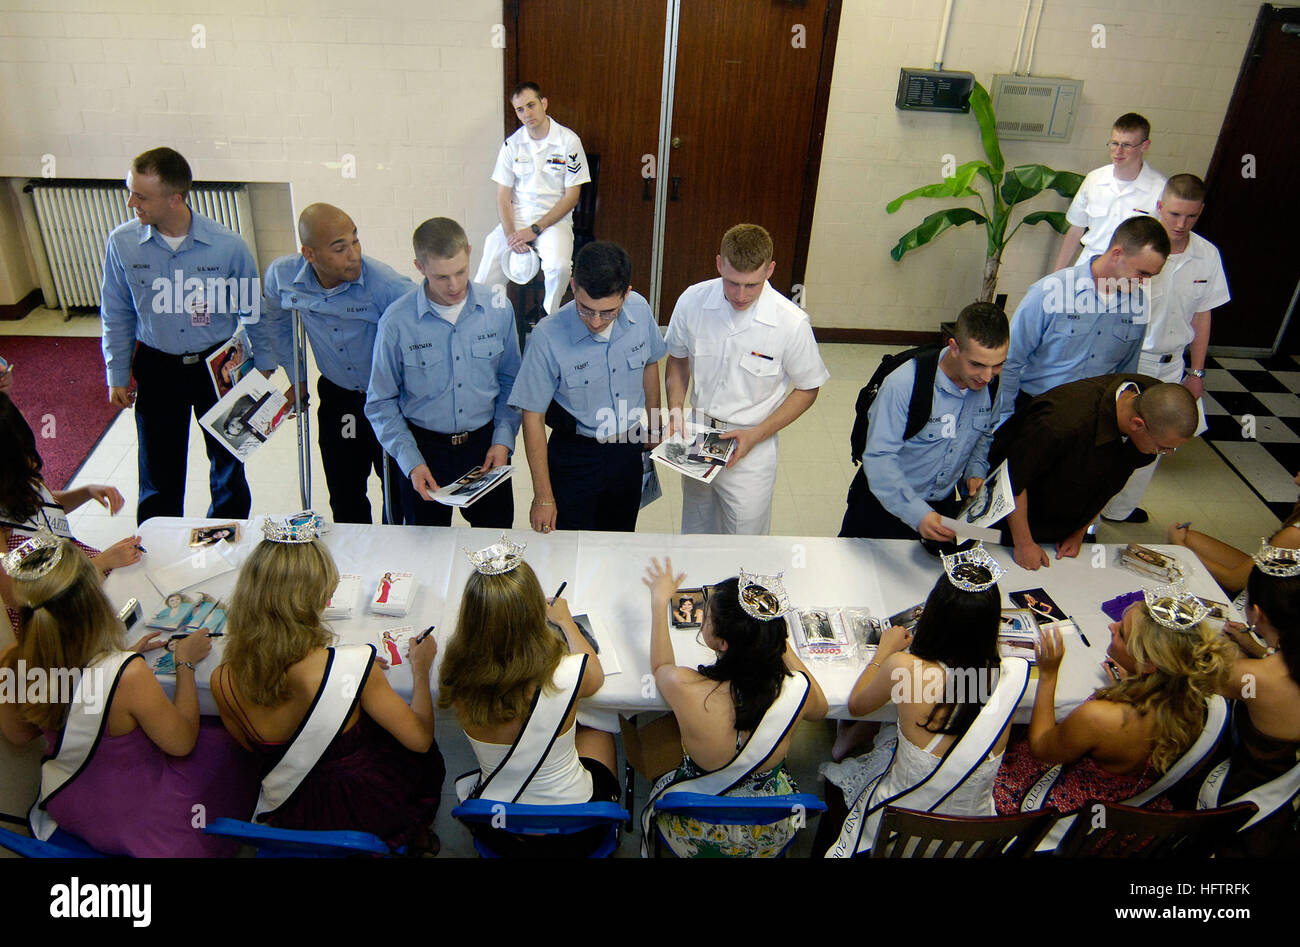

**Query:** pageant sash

left=254, top=644, right=374, bottom=821
left=1198, top=708, right=1300, bottom=831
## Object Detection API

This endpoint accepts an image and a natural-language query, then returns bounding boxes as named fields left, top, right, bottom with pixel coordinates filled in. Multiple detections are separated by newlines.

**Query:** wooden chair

left=868, top=806, right=1056, bottom=858
left=1053, top=800, right=1258, bottom=858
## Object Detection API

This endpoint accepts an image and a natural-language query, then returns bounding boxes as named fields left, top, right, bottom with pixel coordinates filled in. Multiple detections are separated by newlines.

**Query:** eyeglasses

left=575, top=302, right=622, bottom=323
left=1107, top=140, right=1144, bottom=152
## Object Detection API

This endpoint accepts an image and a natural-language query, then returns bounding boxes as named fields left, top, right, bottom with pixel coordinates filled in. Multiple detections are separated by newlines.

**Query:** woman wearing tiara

left=211, top=515, right=445, bottom=853
left=438, top=537, right=620, bottom=857
left=624, top=560, right=829, bottom=858
left=994, top=588, right=1233, bottom=817
left=1203, top=542, right=1300, bottom=856
left=822, top=546, right=1029, bottom=857
left=0, top=536, right=258, bottom=856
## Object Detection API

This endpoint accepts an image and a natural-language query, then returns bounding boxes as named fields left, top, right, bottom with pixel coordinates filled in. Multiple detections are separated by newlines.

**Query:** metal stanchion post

left=291, top=309, right=312, bottom=510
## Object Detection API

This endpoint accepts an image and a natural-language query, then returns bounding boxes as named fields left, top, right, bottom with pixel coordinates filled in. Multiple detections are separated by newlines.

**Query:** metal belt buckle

left=450, top=432, right=469, bottom=446
left=182, top=353, right=202, bottom=365
left=1158, top=354, right=1174, bottom=364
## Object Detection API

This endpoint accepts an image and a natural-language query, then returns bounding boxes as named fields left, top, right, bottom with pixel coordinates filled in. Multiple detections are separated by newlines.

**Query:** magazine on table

left=939, top=459, right=1014, bottom=543
left=650, top=423, right=735, bottom=483
left=199, top=370, right=290, bottom=463
left=432, top=464, right=512, bottom=507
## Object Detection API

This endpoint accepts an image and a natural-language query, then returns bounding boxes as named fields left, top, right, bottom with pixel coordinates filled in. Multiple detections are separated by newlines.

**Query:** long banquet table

left=105, top=518, right=1234, bottom=725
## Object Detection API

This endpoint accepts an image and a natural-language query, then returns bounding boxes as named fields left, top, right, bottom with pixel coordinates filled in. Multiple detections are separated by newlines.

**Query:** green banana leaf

left=889, top=207, right=987, bottom=261
left=886, top=160, right=988, bottom=214
left=969, top=82, right=1004, bottom=173
left=1018, top=209, right=1072, bottom=234
left=999, top=164, right=1084, bottom=207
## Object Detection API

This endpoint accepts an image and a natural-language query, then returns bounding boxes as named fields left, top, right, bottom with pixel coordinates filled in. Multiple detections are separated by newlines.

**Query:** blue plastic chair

left=451, top=799, right=629, bottom=858
left=651, top=791, right=828, bottom=857
left=202, top=817, right=395, bottom=857
left=0, top=824, right=110, bottom=858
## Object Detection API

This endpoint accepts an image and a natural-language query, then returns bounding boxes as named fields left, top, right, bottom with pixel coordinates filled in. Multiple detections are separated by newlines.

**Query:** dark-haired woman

left=625, top=559, right=828, bottom=857
left=1208, top=553, right=1300, bottom=856
left=822, top=556, right=1028, bottom=857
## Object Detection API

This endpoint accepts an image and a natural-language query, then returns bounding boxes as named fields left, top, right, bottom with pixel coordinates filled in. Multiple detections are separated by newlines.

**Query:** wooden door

left=1197, top=4, right=1300, bottom=354
left=506, top=0, right=666, bottom=297
left=659, top=0, right=835, bottom=311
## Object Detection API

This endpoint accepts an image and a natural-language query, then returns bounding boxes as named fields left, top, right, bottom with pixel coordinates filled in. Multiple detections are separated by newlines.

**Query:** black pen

left=205, top=631, right=224, bottom=638
left=134, top=544, right=148, bottom=554
left=553, top=581, right=567, bottom=600
left=1067, top=615, right=1091, bottom=647
left=415, top=624, right=435, bottom=644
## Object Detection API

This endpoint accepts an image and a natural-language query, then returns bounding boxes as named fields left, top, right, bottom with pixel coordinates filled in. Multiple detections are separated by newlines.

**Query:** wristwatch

left=530, top=223, right=542, bottom=236
left=1186, top=368, right=1206, bottom=378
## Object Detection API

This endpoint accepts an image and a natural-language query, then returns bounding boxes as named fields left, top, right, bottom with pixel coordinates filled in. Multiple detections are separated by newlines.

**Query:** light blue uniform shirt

left=997, top=258, right=1147, bottom=426
left=100, top=212, right=273, bottom=387
left=865, top=350, right=997, bottom=531
left=365, top=281, right=521, bottom=476
left=262, top=254, right=415, bottom=392
left=508, top=292, right=668, bottom=438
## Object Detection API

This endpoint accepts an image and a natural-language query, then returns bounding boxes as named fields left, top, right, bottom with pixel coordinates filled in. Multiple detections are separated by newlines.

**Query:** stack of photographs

left=1117, top=543, right=1180, bottom=581
left=651, top=426, right=737, bottom=484
left=790, top=607, right=856, bottom=660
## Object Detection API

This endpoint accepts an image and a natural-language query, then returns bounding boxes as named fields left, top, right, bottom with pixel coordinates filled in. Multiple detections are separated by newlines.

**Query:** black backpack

left=849, top=345, right=999, bottom=465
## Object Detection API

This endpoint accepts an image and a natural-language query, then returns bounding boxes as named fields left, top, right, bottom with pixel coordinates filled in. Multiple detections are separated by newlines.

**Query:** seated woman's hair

left=1096, top=606, right=1234, bottom=773
left=0, top=394, right=44, bottom=523
left=437, top=561, right=564, bottom=727
left=698, top=578, right=791, bottom=733
left=907, top=573, right=1002, bottom=736
left=9, top=539, right=122, bottom=730
left=223, top=538, right=338, bottom=706
left=1246, top=566, right=1300, bottom=686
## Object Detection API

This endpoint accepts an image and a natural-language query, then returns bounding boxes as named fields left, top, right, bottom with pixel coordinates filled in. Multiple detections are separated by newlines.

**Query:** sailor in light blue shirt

left=997, top=215, right=1171, bottom=427
left=261, top=203, right=416, bottom=524
left=861, top=306, right=1008, bottom=542
left=366, top=218, right=520, bottom=529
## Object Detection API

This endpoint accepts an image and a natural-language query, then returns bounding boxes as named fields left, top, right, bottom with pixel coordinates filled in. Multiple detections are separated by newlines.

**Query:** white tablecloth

left=106, top=518, right=1231, bottom=725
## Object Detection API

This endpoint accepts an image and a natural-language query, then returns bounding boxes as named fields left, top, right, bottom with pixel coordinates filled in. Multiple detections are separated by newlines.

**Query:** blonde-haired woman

left=995, top=596, right=1234, bottom=815
left=439, top=540, right=618, bottom=856
left=211, top=520, right=444, bottom=852
left=0, top=537, right=257, bottom=856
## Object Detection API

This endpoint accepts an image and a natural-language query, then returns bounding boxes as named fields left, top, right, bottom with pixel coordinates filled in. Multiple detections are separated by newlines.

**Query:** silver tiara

left=737, top=569, right=791, bottom=621
left=262, top=511, right=321, bottom=544
left=465, top=534, right=526, bottom=575
left=1142, top=582, right=1210, bottom=631
left=2, top=532, right=64, bottom=579
left=941, top=543, right=1005, bottom=593
left=1252, top=539, right=1300, bottom=578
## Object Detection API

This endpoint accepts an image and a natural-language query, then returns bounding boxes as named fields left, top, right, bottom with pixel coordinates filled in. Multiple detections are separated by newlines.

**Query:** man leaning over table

left=366, top=218, right=520, bottom=529
left=262, top=202, right=415, bottom=525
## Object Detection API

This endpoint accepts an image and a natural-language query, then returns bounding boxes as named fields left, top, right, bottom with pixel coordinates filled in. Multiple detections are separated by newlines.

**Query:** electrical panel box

left=895, top=68, right=976, bottom=113
left=990, top=74, right=1084, bottom=142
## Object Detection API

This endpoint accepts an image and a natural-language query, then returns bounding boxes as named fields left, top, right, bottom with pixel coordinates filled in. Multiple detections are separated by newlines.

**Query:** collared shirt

left=997, top=260, right=1147, bottom=426
left=664, top=279, right=830, bottom=427
left=989, top=373, right=1159, bottom=541
left=490, top=119, right=590, bottom=224
left=262, top=254, right=415, bottom=392
left=1066, top=161, right=1167, bottom=258
left=365, top=281, right=521, bottom=476
left=1142, top=232, right=1230, bottom=355
left=100, top=211, right=272, bottom=387
left=864, top=350, right=998, bottom=531
left=508, top=291, right=667, bottom=438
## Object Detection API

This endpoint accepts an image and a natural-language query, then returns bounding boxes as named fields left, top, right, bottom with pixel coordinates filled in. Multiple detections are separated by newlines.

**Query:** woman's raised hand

left=643, top=557, right=685, bottom=604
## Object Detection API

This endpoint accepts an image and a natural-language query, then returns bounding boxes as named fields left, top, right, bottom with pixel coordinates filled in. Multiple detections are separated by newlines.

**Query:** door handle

left=670, top=176, right=681, bottom=201
left=643, top=176, right=654, bottom=201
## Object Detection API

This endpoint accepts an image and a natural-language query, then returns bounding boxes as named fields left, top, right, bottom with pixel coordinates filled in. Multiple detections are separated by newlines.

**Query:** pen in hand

left=415, top=624, right=435, bottom=644
left=552, top=581, right=567, bottom=601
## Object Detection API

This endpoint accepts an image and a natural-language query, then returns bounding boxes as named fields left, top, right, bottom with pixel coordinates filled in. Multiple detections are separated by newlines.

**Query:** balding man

left=262, top=204, right=415, bottom=523
left=988, top=375, right=1198, bottom=571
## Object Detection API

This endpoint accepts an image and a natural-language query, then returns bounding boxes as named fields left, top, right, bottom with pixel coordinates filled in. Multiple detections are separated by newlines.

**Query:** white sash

left=1197, top=708, right=1300, bottom=831
left=639, top=671, right=811, bottom=857
left=28, top=651, right=139, bottom=842
left=1029, top=693, right=1229, bottom=851
left=1, top=486, right=72, bottom=540
left=254, top=644, right=375, bottom=821
left=828, top=657, right=1029, bottom=858
left=454, top=653, right=587, bottom=804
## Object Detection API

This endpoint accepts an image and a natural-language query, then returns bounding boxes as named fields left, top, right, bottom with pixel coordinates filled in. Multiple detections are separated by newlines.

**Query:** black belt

left=1156, top=353, right=1176, bottom=364
left=411, top=420, right=491, bottom=447
left=140, top=340, right=225, bottom=366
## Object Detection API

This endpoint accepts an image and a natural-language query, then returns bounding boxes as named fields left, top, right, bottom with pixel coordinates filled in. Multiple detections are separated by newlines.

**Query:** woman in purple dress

left=0, top=537, right=258, bottom=856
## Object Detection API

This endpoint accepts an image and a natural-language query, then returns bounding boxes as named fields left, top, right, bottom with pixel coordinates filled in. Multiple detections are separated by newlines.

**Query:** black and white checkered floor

left=1202, top=353, right=1300, bottom=521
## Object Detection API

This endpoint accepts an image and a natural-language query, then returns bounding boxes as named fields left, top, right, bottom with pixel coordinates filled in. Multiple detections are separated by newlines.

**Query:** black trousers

left=548, top=430, right=643, bottom=532
left=132, top=343, right=250, bottom=526
left=839, top=467, right=966, bottom=554
left=316, top=375, right=398, bottom=525
left=398, top=421, right=513, bottom=528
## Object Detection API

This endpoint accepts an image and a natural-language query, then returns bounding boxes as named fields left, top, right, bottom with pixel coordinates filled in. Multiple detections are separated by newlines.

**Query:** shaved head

left=298, top=203, right=362, bottom=288
left=1136, top=382, right=1198, bottom=439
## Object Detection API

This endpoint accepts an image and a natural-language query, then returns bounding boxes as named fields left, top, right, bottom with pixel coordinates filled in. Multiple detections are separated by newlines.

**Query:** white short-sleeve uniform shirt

left=1065, top=162, right=1167, bottom=261
left=1142, top=232, right=1231, bottom=356
left=490, top=120, right=590, bottom=224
